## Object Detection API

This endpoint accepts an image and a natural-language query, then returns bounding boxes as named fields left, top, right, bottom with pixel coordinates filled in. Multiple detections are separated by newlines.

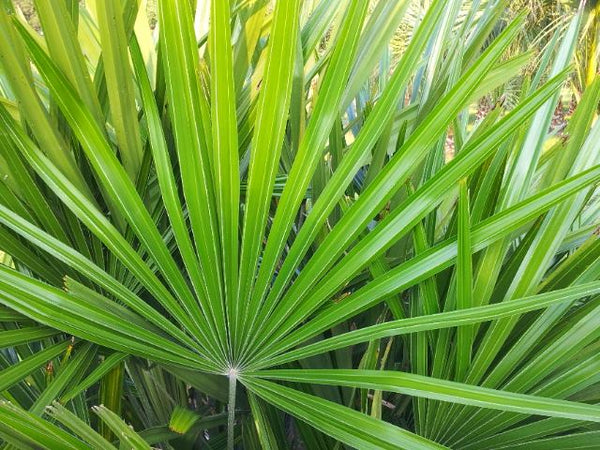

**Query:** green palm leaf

left=0, top=1, right=599, bottom=448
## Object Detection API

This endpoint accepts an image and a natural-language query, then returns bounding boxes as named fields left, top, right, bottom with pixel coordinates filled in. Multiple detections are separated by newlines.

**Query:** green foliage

left=0, top=0, right=600, bottom=448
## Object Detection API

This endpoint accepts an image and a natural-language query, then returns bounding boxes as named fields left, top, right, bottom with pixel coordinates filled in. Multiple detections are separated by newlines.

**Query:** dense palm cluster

left=0, top=0, right=600, bottom=448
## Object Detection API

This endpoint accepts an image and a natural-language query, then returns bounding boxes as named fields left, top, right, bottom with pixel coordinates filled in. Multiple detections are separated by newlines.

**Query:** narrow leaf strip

left=243, top=377, right=445, bottom=449
left=93, top=405, right=150, bottom=450
left=0, top=341, right=70, bottom=392
left=209, top=0, right=240, bottom=355
left=0, top=327, right=59, bottom=348
left=96, top=0, right=144, bottom=179
left=456, top=180, right=473, bottom=381
left=251, top=370, right=600, bottom=422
